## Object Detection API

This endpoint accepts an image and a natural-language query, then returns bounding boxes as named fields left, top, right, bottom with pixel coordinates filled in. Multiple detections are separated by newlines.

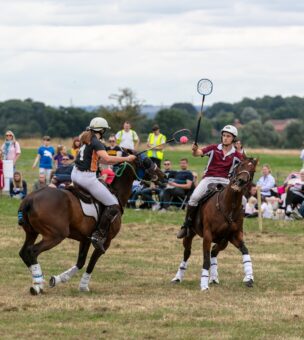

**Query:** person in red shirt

left=177, top=125, right=243, bottom=238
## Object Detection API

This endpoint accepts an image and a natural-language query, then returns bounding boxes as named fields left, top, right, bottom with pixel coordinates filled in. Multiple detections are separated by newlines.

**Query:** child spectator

left=32, top=173, right=47, bottom=192
left=1, top=130, right=21, bottom=168
left=70, top=137, right=81, bottom=158
left=10, top=171, right=27, bottom=199
left=245, top=196, right=258, bottom=218
left=32, top=136, right=55, bottom=183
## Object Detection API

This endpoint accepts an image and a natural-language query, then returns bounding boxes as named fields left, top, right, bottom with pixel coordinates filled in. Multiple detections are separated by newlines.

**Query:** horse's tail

left=18, top=195, right=34, bottom=232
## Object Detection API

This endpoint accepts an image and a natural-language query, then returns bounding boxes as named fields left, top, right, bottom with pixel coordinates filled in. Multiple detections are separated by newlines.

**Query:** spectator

left=97, top=163, right=115, bottom=185
left=300, top=144, right=304, bottom=168
left=256, top=164, right=276, bottom=198
left=146, top=124, right=166, bottom=168
left=49, top=156, right=73, bottom=188
left=32, top=136, right=55, bottom=184
left=1, top=130, right=21, bottom=168
left=54, top=145, right=74, bottom=168
left=244, top=196, right=258, bottom=218
left=32, top=173, right=47, bottom=192
left=115, top=121, right=139, bottom=150
left=70, top=137, right=81, bottom=158
left=234, top=138, right=246, bottom=156
left=261, top=196, right=273, bottom=219
left=0, top=150, right=4, bottom=191
left=10, top=171, right=27, bottom=199
left=159, top=158, right=194, bottom=211
left=106, top=135, right=123, bottom=157
left=285, top=168, right=304, bottom=216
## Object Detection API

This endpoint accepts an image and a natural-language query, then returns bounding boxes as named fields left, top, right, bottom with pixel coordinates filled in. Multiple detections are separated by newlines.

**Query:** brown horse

left=172, top=157, right=258, bottom=290
left=18, top=155, right=163, bottom=295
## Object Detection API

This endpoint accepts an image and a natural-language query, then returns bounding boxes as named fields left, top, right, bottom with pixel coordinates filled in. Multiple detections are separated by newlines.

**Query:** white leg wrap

left=242, top=254, right=254, bottom=282
left=209, top=257, right=219, bottom=284
left=200, top=268, right=209, bottom=290
left=79, top=272, right=91, bottom=292
left=59, top=266, right=79, bottom=283
left=30, top=264, right=44, bottom=285
left=171, top=261, right=188, bottom=282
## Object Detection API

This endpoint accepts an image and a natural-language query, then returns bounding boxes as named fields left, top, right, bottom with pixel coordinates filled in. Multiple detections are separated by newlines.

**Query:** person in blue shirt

left=256, top=164, right=276, bottom=198
left=32, top=136, right=55, bottom=184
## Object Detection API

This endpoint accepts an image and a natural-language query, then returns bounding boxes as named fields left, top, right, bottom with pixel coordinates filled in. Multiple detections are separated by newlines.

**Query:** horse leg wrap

left=200, top=268, right=209, bottom=290
left=209, top=257, right=219, bottom=284
left=242, top=254, right=254, bottom=282
left=171, top=261, right=188, bottom=282
left=79, top=272, right=91, bottom=292
left=59, top=265, right=79, bottom=283
left=30, top=263, right=44, bottom=294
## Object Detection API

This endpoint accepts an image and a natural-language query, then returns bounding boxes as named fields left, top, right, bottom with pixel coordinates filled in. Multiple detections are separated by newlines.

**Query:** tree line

left=1, top=89, right=304, bottom=148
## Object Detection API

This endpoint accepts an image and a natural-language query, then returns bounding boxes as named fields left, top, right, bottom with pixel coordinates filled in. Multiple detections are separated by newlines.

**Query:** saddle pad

left=80, top=200, right=99, bottom=221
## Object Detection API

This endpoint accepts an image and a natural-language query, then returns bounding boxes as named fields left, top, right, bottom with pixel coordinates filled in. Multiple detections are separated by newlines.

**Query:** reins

left=114, top=161, right=152, bottom=185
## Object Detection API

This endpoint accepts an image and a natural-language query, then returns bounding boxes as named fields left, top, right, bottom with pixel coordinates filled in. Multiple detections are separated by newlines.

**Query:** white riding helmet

left=89, top=117, right=110, bottom=131
left=221, top=125, right=238, bottom=137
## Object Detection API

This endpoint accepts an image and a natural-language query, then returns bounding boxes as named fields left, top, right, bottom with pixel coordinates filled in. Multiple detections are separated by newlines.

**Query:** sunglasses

left=6, top=134, right=12, bottom=137
left=62, top=158, right=69, bottom=161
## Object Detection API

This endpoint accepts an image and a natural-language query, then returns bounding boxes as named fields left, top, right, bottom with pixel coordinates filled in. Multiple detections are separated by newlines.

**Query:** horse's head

left=230, top=157, right=258, bottom=192
left=122, top=148, right=164, bottom=182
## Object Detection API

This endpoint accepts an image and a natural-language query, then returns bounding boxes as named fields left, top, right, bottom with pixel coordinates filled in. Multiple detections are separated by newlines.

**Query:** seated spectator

left=49, top=157, right=73, bottom=188
left=54, top=145, right=74, bottom=168
left=32, top=173, right=47, bottom=191
left=70, top=137, right=81, bottom=158
left=244, top=196, right=258, bottom=218
left=285, top=168, right=304, bottom=216
left=256, top=164, right=276, bottom=198
left=128, top=180, right=149, bottom=209
left=106, top=135, right=123, bottom=157
left=10, top=171, right=27, bottom=199
left=244, top=183, right=257, bottom=200
left=261, top=196, right=273, bottom=219
left=159, top=158, right=194, bottom=211
left=97, top=163, right=115, bottom=185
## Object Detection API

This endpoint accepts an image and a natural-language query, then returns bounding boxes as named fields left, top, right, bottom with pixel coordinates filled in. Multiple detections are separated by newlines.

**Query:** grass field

left=0, top=148, right=304, bottom=339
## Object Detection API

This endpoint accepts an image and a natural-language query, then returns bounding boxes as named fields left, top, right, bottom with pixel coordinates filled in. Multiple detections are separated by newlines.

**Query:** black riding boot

left=91, top=204, right=120, bottom=253
left=177, top=205, right=197, bottom=239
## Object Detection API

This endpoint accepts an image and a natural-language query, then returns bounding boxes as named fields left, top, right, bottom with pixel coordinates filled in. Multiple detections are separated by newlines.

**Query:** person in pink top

left=1, top=130, right=21, bottom=167
left=177, top=125, right=243, bottom=238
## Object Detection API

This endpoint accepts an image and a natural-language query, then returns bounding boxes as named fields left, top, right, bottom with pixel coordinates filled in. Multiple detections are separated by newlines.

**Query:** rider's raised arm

left=97, top=149, right=136, bottom=165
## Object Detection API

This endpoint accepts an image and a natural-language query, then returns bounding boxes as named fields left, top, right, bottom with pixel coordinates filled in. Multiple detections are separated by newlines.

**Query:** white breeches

left=188, top=177, right=229, bottom=207
left=71, top=166, right=118, bottom=206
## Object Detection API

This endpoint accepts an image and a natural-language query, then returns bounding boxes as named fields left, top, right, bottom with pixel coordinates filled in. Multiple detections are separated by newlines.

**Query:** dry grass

left=1, top=202, right=304, bottom=339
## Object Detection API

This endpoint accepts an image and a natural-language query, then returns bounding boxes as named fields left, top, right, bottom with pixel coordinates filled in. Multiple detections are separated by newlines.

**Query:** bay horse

left=18, top=154, right=163, bottom=295
left=172, top=157, right=258, bottom=290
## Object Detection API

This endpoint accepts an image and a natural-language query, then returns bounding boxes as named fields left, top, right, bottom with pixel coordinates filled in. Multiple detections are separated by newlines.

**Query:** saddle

left=198, top=183, right=226, bottom=206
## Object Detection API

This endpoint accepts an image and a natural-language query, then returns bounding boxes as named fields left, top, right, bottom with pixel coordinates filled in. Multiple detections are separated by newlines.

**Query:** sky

left=0, top=0, right=304, bottom=107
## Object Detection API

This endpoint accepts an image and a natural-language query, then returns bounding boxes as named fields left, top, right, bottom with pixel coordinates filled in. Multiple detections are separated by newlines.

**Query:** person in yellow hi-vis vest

left=146, top=125, right=166, bottom=168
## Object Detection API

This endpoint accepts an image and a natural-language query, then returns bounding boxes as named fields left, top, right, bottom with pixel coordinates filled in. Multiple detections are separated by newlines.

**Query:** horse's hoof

left=171, top=278, right=181, bottom=284
left=49, top=276, right=56, bottom=288
left=201, top=287, right=209, bottom=292
left=30, top=285, right=41, bottom=295
left=209, top=278, right=219, bottom=285
left=245, top=279, right=254, bottom=288
left=79, top=286, right=90, bottom=292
